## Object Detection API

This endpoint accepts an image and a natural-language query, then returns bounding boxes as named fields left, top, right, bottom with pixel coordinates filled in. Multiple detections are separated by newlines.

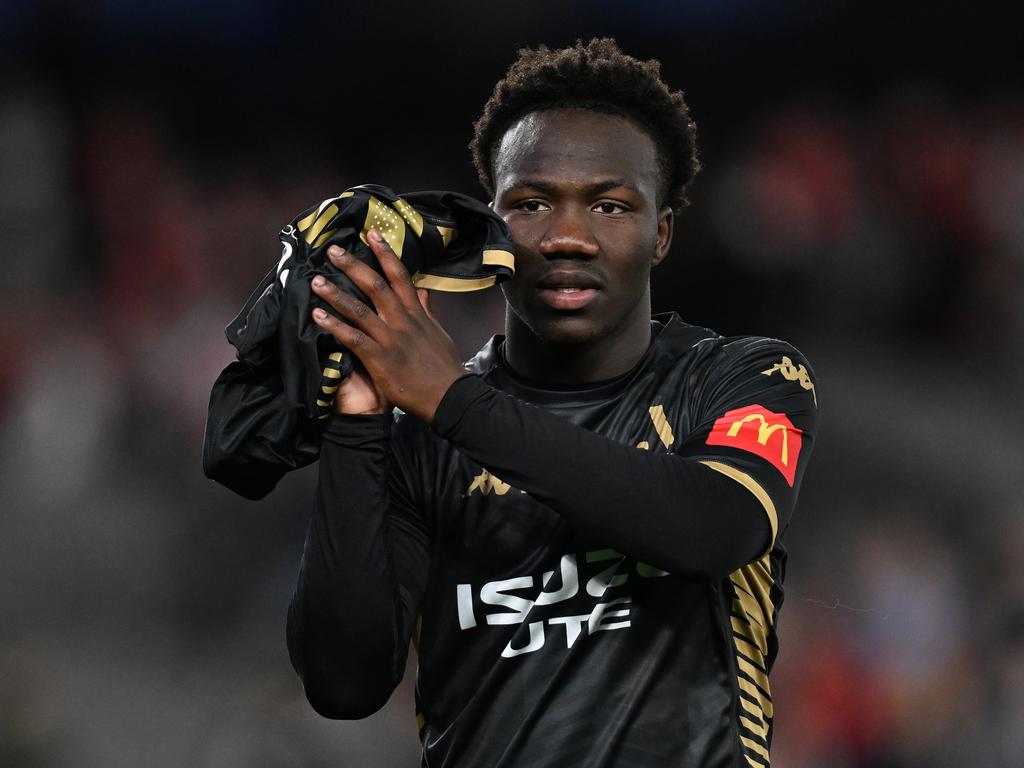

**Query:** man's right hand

left=333, top=364, right=392, bottom=416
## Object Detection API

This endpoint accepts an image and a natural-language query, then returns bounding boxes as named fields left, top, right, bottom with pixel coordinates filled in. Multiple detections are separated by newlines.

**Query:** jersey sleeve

left=286, top=411, right=431, bottom=719
left=434, top=373, right=779, bottom=578
left=678, top=337, right=819, bottom=550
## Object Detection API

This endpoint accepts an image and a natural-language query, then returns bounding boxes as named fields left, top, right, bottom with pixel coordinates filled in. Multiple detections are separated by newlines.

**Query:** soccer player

left=288, top=38, right=818, bottom=767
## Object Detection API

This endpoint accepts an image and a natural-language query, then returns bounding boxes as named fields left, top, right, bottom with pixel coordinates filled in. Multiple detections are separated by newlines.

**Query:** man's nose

left=538, top=206, right=599, bottom=259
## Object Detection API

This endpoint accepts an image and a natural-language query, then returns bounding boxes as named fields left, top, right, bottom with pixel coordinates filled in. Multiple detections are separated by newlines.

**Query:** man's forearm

left=432, top=376, right=771, bottom=579
left=287, top=414, right=417, bottom=719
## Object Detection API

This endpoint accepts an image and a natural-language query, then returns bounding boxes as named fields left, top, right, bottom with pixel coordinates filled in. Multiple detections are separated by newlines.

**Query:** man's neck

left=503, top=308, right=653, bottom=386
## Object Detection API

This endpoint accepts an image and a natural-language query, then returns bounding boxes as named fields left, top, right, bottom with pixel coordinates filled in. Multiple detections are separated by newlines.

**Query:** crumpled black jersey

left=202, top=185, right=515, bottom=500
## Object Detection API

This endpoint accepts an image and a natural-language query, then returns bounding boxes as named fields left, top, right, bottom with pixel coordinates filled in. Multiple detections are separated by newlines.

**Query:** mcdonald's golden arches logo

left=705, top=404, right=802, bottom=486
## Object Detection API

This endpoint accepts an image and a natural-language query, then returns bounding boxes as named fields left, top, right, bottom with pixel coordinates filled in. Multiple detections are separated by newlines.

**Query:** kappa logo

left=762, top=355, right=816, bottom=405
left=465, top=468, right=521, bottom=497
left=706, top=404, right=802, bottom=486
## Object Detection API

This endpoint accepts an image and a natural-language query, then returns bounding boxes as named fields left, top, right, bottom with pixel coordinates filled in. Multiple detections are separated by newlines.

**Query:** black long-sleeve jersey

left=288, top=312, right=819, bottom=768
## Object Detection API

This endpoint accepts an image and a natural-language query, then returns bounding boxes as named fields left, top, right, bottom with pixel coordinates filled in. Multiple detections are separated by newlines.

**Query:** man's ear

left=652, top=207, right=674, bottom=266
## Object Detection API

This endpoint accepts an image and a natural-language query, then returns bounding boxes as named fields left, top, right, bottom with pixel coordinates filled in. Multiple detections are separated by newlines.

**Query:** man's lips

left=535, top=270, right=602, bottom=311
left=536, top=270, right=602, bottom=290
left=538, top=287, right=599, bottom=310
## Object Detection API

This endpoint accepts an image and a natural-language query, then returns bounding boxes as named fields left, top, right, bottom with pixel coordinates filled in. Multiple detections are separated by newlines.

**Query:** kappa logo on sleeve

left=706, top=404, right=802, bottom=486
left=762, top=355, right=816, bottom=405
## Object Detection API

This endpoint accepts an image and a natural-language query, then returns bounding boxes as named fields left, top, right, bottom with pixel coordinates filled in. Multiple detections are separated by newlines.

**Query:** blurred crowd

left=2, top=10, right=1023, bottom=767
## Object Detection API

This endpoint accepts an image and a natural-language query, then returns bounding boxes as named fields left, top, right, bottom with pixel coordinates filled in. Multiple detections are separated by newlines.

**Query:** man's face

left=492, top=108, right=673, bottom=347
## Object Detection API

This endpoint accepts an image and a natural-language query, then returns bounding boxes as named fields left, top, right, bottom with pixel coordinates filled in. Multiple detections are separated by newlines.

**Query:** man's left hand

left=310, top=229, right=466, bottom=424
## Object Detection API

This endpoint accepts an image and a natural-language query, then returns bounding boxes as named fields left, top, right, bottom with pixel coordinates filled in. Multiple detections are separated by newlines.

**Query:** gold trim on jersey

left=698, top=460, right=778, bottom=549
left=648, top=404, right=676, bottom=449
left=728, top=552, right=776, bottom=767
left=481, top=248, right=515, bottom=270
left=410, top=273, right=498, bottom=292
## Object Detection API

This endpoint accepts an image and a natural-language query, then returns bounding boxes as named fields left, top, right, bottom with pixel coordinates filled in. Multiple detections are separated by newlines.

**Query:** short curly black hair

left=470, top=38, right=701, bottom=213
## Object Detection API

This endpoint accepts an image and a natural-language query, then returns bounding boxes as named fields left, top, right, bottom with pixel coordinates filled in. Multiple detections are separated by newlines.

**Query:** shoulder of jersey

left=718, top=334, right=811, bottom=364
left=650, top=313, right=721, bottom=359
left=715, top=334, right=818, bottom=408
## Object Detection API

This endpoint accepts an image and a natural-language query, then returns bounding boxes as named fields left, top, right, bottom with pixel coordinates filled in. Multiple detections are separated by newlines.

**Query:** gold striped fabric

left=295, top=189, right=515, bottom=292
left=316, top=351, right=344, bottom=419
left=647, top=404, right=675, bottom=449
left=729, top=554, right=776, bottom=767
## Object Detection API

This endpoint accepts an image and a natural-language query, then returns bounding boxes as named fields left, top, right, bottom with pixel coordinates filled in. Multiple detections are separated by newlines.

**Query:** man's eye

left=594, top=201, right=626, bottom=214
left=518, top=200, right=548, bottom=212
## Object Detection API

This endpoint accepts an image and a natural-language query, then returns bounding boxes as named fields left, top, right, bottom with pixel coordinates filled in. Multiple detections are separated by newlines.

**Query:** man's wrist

left=321, top=411, right=393, bottom=447
left=431, top=374, right=492, bottom=437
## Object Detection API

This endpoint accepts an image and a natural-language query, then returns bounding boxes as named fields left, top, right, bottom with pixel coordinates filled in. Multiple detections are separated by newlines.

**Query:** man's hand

left=310, top=229, right=466, bottom=424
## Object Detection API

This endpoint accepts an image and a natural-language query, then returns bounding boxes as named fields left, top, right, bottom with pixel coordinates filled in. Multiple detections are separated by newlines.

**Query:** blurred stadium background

left=2, top=1, right=1022, bottom=766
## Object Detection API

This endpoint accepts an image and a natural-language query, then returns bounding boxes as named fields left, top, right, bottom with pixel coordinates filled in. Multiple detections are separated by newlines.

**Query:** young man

left=288, top=39, right=818, bottom=768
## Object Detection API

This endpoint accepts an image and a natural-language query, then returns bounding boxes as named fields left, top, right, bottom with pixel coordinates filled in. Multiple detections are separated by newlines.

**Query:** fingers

left=310, top=273, right=388, bottom=338
left=417, top=288, right=437, bottom=322
left=366, top=230, right=420, bottom=310
left=312, top=307, right=379, bottom=355
left=311, top=227, right=430, bottom=352
left=322, top=240, right=406, bottom=322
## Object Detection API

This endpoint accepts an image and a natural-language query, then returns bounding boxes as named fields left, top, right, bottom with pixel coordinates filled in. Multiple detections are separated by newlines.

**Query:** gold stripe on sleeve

left=741, top=735, right=771, bottom=761
left=728, top=549, right=778, bottom=765
left=738, top=677, right=774, bottom=720
left=698, top=460, right=778, bottom=549
left=740, top=712, right=768, bottom=739
left=737, top=655, right=771, bottom=695
left=738, top=696, right=767, bottom=727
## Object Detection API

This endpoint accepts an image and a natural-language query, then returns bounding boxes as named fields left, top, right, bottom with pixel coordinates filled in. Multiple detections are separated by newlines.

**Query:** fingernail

left=312, top=275, right=326, bottom=287
left=313, top=308, right=327, bottom=320
left=369, top=229, right=384, bottom=243
left=327, top=245, right=344, bottom=259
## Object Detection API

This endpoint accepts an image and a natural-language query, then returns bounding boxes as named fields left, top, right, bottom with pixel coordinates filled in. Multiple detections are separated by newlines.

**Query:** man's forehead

left=493, top=109, right=659, bottom=190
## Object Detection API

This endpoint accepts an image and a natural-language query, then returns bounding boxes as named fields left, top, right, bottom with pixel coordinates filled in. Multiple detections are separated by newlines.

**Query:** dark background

left=2, top=2, right=1022, bottom=766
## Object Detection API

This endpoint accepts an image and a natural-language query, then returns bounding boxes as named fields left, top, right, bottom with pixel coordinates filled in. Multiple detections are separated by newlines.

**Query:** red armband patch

left=706, top=404, right=802, bottom=486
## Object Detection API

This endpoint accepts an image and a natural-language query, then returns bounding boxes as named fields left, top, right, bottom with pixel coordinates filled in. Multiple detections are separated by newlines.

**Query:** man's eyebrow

left=503, top=178, right=642, bottom=195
